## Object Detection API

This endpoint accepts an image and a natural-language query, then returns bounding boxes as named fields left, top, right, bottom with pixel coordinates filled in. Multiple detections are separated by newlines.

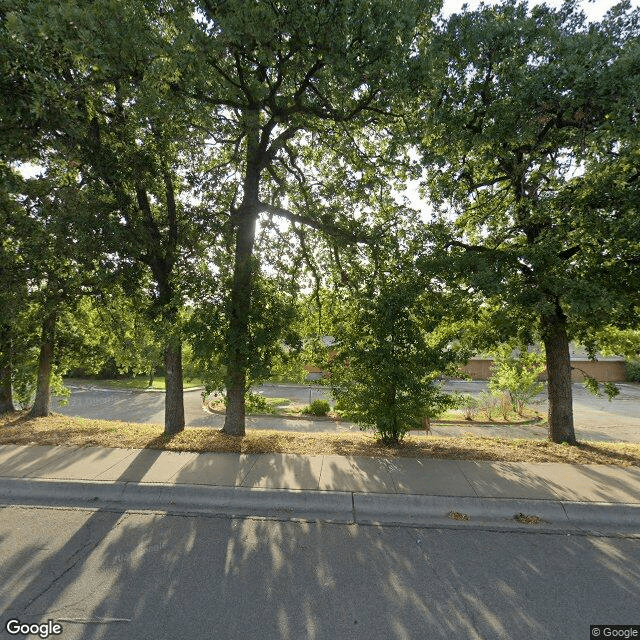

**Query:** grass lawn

left=66, top=377, right=204, bottom=391
left=1, top=411, right=639, bottom=467
left=208, top=397, right=338, bottom=419
left=435, top=407, right=542, bottom=425
left=208, top=396, right=292, bottom=415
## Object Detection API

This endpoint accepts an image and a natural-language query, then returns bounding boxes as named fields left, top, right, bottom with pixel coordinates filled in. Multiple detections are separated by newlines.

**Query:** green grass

left=263, top=397, right=290, bottom=407
left=245, top=396, right=290, bottom=414
left=435, top=407, right=541, bottom=424
left=67, top=377, right=204, bottom=391
left=209, top=396, right=291, bottom=415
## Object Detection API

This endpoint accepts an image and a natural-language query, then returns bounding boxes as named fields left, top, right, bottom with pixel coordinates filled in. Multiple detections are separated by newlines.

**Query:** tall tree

left=0, top=163, right=110, bottom=417
left=415, top=1, right=640, bottom=443
left=180, top=0, right=435, bottom=435
left=0, top=169, right=27, bottom=412
left=6, top=0, right=218, bottom=432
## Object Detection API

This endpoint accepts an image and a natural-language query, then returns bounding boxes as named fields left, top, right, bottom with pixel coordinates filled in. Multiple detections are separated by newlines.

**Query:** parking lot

left=54, top=380, right=640, bottom=443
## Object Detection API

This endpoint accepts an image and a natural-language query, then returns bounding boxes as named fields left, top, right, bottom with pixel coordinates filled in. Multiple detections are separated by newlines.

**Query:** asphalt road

left=1, top=505, right=639, bottom=640
left=52, top=381, right=640, bottom=442
left=53, top=384, right=355, bottom=434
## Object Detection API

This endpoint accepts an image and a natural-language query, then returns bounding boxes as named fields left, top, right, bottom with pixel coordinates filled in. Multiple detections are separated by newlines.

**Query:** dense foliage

left=1, top=0, right=638, bottom=445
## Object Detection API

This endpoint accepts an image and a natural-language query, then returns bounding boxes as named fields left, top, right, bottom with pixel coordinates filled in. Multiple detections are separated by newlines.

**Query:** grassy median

left=1, top=411, right=639, bottom=467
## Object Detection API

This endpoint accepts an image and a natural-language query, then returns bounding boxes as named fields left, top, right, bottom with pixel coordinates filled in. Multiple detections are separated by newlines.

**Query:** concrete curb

left=1, top=478, right=639, bottom=534
left=355, top=494, right=569, bottom=527
left=354, top=493, right=640, bottom=534
left=561, top=501, right=640, bottom=528
left=0, top=478, right=354, bottom=523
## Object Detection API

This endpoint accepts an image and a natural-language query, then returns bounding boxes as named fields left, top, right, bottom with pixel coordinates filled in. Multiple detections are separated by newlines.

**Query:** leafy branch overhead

left=1, top=0, right=638, bottom=446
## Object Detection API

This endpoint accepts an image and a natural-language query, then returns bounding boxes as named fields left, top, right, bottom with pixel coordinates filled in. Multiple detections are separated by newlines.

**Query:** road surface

left=50, top=381, right=640, bottom=442
left=1, top=505, right=639, bottom=640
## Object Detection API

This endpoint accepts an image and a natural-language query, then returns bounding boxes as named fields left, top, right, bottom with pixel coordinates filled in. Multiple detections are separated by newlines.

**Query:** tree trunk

left=0, top=363, right=14, bottom=413
left=541, top=304, right=576, bottom=444
left=155, top=272, right=185, bottom=436
left=223, top=210, right=258, bottom=436
left=164, top=338, right=184, bottom=435
left=0, top=327, right=15, bottom=413
left=223, top=113, right=261, bottom=437
left=30, top=312, right=56, bottom=418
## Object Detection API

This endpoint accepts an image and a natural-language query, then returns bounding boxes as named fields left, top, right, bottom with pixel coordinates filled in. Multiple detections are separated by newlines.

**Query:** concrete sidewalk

left=0, top=444, right=639, bottom=534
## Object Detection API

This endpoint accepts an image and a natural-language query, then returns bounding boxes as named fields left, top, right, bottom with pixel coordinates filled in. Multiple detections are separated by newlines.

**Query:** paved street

left=1, top=505, right=639, bottom=640
left=1, top=437, right=639, bottom=640
left=52, top=381, right=640, bottom=442
left=52, top=384, right=355, bottom=433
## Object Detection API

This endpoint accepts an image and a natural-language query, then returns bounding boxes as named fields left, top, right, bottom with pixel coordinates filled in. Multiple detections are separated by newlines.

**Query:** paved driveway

left=52, top=384, right=356, bottom=434
left=432, top=381, right=640, bottom=443
left=52, top=381, right=640, bottom=442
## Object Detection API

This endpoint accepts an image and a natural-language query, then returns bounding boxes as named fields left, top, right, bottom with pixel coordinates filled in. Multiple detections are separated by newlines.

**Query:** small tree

left=329, top=261, right=468, bottom=444
left=458, top=394, right=479, bottom=421
left=489, top=345, right=545, bottom=416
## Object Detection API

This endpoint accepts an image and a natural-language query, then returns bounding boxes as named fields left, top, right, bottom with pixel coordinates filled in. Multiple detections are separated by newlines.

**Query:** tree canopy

left=2, top=0, right=638, bottom=447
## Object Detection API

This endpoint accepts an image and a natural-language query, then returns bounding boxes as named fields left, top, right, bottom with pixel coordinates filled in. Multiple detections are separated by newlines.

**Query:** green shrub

left=303, top=399, right=330, bottom=416
left=244, top=392, right=274, bottom=414
left=626, top=360, right=640, bottom=383
left=328, top=276, right=470, bottom=444
left=458, top=393, right=479, bottom=420
left=489, top=345, right=545, bottom=415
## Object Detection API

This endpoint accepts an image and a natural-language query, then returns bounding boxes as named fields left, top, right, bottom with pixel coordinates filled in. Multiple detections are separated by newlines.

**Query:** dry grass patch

left=514, top=513, right=544, bottom=525
left=1, top=412, right=639, bottom=467
left=448, top=511, right=470, bottom=521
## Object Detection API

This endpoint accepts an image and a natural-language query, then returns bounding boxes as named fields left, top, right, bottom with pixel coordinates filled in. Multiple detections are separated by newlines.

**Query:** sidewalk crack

left=317, top=456, right=325, bottom=491
left=454, top=460, right=480, bottom=497
left=239, top=454, right=260, bottom=487
left=382, top=458, right=399, bottom=494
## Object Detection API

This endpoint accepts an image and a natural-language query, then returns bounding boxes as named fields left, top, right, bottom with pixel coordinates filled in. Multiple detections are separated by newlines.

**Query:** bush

left=303, top=399, right=330, bottom=416
left=489, top=345, right=545, bottom=415
left=244, top=392, right=274, bottom=414
left=458, top=394, right=479, bottom=420
left=626, top=360, right=640, bottom=383
left=328, top=275, right=470, bottom=444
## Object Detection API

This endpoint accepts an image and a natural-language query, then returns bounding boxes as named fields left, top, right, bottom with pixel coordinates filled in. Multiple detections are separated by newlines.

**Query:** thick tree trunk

left=164, top=338, right=184, bottom=435
left=30, top=312, right=56, bottom=418
left=541, top=305, right=576, bottom=444
left=0, top=363, right=14, bottom=413
left=155, top=273, right=185, bottom=436
left=223, top=211, right=258, bottom=436
left=223, top=112, right=261, bottom=437
left=0, top=327, right=15, bottom=413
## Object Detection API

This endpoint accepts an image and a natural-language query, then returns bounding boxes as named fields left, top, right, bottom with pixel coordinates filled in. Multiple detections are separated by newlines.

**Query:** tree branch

left=258, top=201, right=370, bottom=244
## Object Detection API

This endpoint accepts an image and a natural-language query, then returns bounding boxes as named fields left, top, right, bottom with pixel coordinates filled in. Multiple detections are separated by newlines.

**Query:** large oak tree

left=180, top=0, right=436, bottom=435
left=416, top=0, right=640, bottom=443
